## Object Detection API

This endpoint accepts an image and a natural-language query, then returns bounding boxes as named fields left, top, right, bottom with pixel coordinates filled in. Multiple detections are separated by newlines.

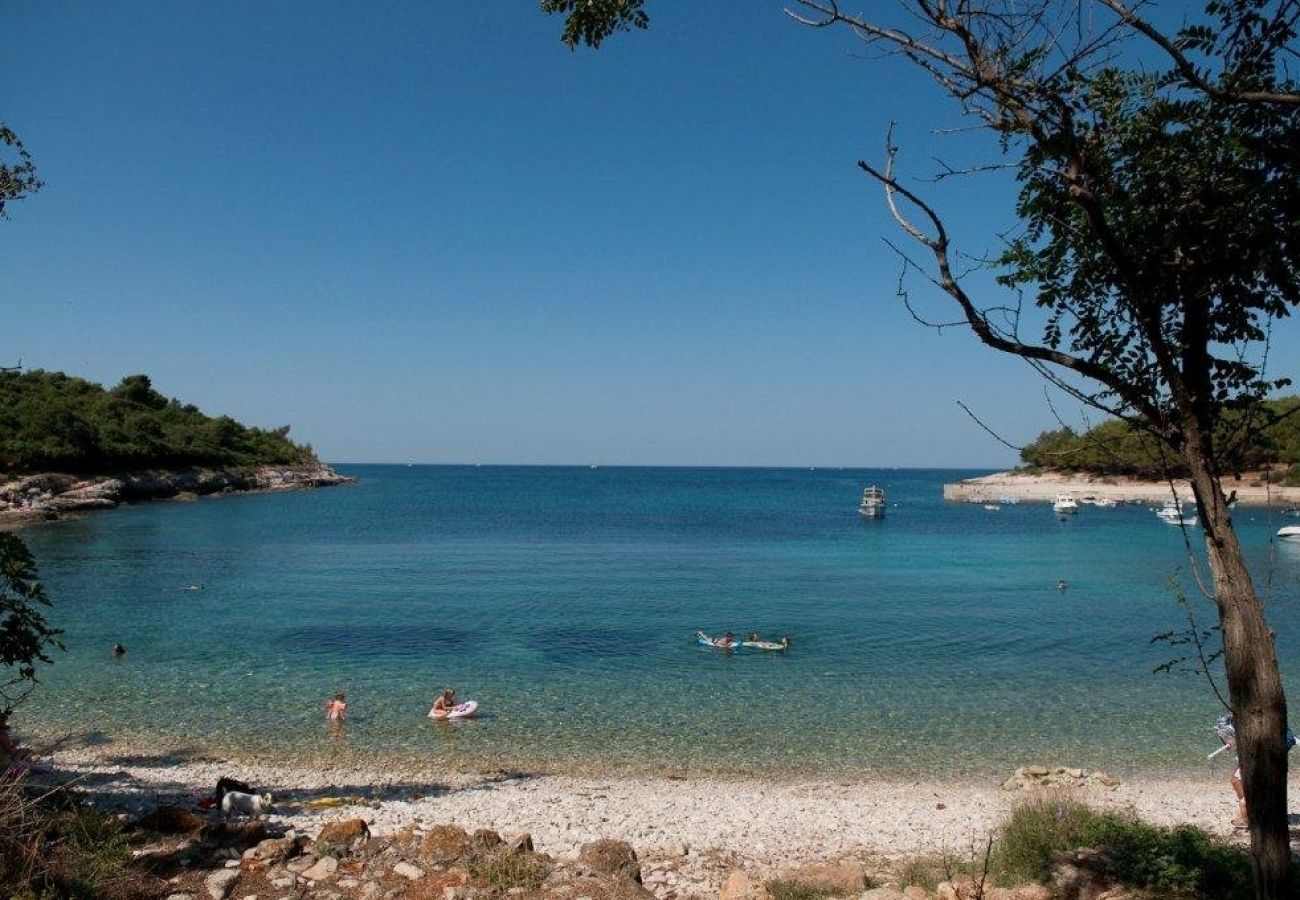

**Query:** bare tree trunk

left=1184, top=433, right=1292, bottom=897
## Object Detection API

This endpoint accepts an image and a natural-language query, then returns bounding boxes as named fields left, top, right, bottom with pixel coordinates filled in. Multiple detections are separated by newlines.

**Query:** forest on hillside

left=0, top=370, right=316, bottom=474
left=1019, top=397, right=1300, bottom=483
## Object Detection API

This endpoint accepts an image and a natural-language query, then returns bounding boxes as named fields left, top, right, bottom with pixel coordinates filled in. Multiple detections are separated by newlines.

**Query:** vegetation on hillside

left=1019, top=398, right=1300, bottom=483
left=0, top=370, right=316, bottom=475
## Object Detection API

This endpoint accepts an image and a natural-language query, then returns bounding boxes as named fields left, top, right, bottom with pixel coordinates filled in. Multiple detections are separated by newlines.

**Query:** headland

left=943, top=469, right=1300, bottom=506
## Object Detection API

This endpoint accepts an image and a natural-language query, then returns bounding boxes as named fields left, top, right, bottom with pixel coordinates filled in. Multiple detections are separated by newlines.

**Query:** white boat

left=997, top=495, right=1019, bottom=505
left=1155, top=498, right=1192, bottom=522
left=1052, top=494, right=1078, bottom=514
left=1092, top=497, right=1118, bottom=509
left=858, top=485, right=886, bottom=518
left=1278, top=525, right=1300, bottom=541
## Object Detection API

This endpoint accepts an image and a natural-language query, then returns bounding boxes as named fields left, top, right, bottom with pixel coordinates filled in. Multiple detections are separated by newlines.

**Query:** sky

left=5, top=3, right=1293, bottom=468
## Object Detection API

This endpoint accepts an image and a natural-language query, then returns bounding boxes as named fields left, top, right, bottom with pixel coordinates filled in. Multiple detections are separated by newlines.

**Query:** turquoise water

left=17, top=465, right=1300, bottom=776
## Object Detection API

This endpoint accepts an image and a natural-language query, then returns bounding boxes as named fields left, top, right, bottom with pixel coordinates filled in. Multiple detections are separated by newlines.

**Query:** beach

left=942, top=469, right=1300, bottom=506
left=34, top=740, right=1274, bottom=896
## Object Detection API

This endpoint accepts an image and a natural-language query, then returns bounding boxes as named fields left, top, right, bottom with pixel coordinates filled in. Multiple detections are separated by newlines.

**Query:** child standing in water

left=324, top=692, right=347, bottom=722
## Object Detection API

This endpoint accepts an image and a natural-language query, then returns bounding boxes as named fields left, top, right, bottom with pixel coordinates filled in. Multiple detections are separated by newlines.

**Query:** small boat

left=1052, top=494, right=1078, bottom=514
left=1092, top=497, right=1118, bottom=509
left=983, top=504, right=1000, bottom=511
left=858, top=485, right=886, bottom=518
left=1278, top=525, right=1300, bottom=542
left=997, top=495, right=1019, bottom=505
left=1155, top=498, right=1194, bottom=522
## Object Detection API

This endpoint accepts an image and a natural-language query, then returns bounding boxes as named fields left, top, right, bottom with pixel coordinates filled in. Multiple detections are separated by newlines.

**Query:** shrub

left=468, top=849, right=550, bottom=890
left=764, top=880, right=847, bottom=900
left=992, top=795, right=1253, bottom=898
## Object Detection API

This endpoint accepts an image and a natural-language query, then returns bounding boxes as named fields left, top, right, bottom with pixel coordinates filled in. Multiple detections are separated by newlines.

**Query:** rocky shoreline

left=943, top=469, right=1300, bottom=507
left=0, top=463, right=354, bottom=526
left=22, top=740, right=1268, bottom=900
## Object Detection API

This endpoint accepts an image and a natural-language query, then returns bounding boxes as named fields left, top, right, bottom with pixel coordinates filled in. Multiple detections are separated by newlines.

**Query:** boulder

left=136, top=806, right=205, bottom=834
left=421, top=824, right=473, bottom=863
left=506, top=832, right=534, bottom=854
left=204, top=869, right=240, bottom=900
left=249, top=835, right=306, bottom=865
left=301, top=855, right=340, bottom=882
left=316, top=818, right=371, bottom=857
left=471, top=828, right=503, bottom=851
left=579, top=839, right=642, bottom=883
left=393, top=861, right=426, bottom=881
left=778, top=863, right=867, bottom=894
left=201, top=821, right=268, bottom=850
left=903, top=887, right=929, bottom=900
left=861, top=889, right=906, bottom=900
left=1010, top=886, right=1052, bottom=900
left=1051, top=849, right=1121, bottom=900
left=719, top=872, right=772, bottom=900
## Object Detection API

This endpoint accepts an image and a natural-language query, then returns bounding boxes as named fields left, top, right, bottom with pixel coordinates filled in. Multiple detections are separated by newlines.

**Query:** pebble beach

left=34, top=740, right=1282, bottom=895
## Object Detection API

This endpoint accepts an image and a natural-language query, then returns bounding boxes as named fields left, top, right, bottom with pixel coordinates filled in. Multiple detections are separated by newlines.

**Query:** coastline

left=34, top=738, right=1269, bottom=896
left=943, top=469, right=1300, bottom=507
left=0, top=462, right=354, bottom=527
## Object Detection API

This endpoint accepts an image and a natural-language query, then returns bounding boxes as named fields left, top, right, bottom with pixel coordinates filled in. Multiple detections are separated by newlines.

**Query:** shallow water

left=18, top=465, right=1300, bottom=776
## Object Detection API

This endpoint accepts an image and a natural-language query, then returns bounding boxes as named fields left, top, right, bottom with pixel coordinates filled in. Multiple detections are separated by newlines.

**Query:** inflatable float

left=742, top=638, right=790, bottom=651
left=696, top=631, right=739, bottom=649
left=428, top=700, right=479, bottom=720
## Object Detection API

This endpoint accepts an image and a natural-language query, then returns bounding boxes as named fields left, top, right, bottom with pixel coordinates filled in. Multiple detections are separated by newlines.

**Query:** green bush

left=764, top=879, right=853, bottom=900
left=992, top=795, right=1253, bottom=898
left=467, top=850, right=551, bottom=890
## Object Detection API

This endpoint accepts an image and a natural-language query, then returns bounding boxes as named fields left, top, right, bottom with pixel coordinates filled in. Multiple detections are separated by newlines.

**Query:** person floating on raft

left=742, top=633, right=791, bottom=651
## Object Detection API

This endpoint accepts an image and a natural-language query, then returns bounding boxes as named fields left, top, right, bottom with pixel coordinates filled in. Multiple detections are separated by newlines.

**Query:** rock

left=902, top=887, right=929, bottom=900
left=205, top=869, right=240, bottom=900
left=1025, top=765, right=1050, bottom=777
left=137, top=806, right=205, bottom=834
left=316, top=818, right=371, bottom=857
left=1052, top=849, right=1119, bottom=900
left=285, top=855, right=316, bottom=874
left=421, top=824, right=472, bottom=863
left=1095, top=773, right=1121, bottom=787
left=471, top=828, right=503, bottom=851
left=360, top=882, right=382, bottom=900
left=780, top=863, right=867, bottom=894
left=394, top=861, right=426, bottom=881
left=202, top=821, right=269, bottom=850
left=719, top=872, right=771, bottom=900
left=506, top=832, right=534, bottom=854
left=579, top=839, right=642, bottom=883
left=301, top=856, right=340, bottom=882
left=250, top=836, right=306, bottom=865
left=1009, top=886, right=1052, bottom=900
left=165, top=894, right=196, bottom=900
left=269, top=876, right=294, bottom=889
left=861, top=889, right=905, bottom=900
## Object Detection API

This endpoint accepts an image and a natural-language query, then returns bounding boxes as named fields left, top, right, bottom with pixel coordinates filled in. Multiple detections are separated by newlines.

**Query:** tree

left=543, top=1, right=1299, bottom=894
left=0, top=123, right=41, bottom=219
left=0, top=534, right=63, bottom=717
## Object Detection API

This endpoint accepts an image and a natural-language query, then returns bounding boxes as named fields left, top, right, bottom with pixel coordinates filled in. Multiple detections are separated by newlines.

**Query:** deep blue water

left=17, top=465, right=1300, bottom=776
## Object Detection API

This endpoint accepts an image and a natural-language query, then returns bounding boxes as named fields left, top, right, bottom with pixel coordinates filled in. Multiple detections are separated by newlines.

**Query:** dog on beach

left=214, top=776, right=256, bottom=804
left=220, top=790, right=274, bottom=820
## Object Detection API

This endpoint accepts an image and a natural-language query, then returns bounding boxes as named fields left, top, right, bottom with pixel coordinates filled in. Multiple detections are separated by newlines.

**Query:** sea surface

left=17, top=465, right=1300, bottom=777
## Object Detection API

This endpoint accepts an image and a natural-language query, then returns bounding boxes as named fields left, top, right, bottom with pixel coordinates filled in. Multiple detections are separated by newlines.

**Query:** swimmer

left=1056, top=579, right=1068, bottom=592
left=431, top=688, right=456, bottom=718
left=324, top=692, right=347, bottom=721
left=111, top=643, right=126, bottom=658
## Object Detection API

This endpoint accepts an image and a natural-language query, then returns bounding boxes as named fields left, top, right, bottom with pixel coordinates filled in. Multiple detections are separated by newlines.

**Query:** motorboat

left=858, top=485, right=886, bottom=518
left=1155, top=498, right=1192, bottom=522
left=1278, top=525, right=1300, bottom=542
left=1052, top=494, right=1078, bottom=514
left=997, top=495, right=1019, bottom=505
left=1092, top=497, right=1118, bottom=509
left=983, top=504, right=1000, bottom=511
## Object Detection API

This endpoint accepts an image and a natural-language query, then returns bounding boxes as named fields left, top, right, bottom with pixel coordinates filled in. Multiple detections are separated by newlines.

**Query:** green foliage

left=0, top=123, right=42, bottom=219
left=1019, top=397, right=1300, bottom=478
left=0, top=534, right=63, bottom=715
left=467, top=850, right=551, bottom=890
left=765, top=880, right=858, bottom=900
left=541, top=0, right=647, bottom=49
left=992, top=796, right=1254, bottom=898
left=893, top=855, right=945, bottom=891
left=0, top=370, right=317, bottom=475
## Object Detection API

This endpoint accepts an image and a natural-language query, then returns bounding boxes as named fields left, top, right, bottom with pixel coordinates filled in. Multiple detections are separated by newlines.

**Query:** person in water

left=719, top=631, right=734, bottom=646
left=111, top=643, right=127, bottom=658
left=431, top=688, right=457, bottom=717
left=745, top=632, right=761, bottom=643
left=324, top=692, right=347, bottom=721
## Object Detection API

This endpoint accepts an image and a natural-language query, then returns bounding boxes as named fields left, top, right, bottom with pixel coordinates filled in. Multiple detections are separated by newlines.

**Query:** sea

left=16, top=465, right=1300, bottom=778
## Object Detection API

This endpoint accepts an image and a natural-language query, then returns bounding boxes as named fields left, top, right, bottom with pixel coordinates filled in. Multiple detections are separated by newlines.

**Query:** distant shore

left=944, top=469, right=1300, bottom=507
left=0, top=462, right=354, bottom=527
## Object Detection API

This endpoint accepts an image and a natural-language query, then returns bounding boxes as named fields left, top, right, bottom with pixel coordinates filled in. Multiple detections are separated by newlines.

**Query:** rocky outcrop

left=0, top=463, right=353, bottom=524
left=1001, top=765, right=1120, bottom=791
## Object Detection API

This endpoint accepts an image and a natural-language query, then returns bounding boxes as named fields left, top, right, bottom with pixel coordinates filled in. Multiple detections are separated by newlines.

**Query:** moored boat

left=859, top=485, right=886, bottom=518
left=1052, top=494, right=1078, bottom=514
left=1278, top=525, right=1300, bottom=542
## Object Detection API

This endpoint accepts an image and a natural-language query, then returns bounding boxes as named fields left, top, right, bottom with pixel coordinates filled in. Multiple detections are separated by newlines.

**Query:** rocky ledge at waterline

left=0, top=463, right=354, bottom=525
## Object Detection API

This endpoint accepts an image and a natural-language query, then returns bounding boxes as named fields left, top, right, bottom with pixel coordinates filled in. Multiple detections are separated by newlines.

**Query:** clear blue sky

left=5, top=3, right=1291, bottom=467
